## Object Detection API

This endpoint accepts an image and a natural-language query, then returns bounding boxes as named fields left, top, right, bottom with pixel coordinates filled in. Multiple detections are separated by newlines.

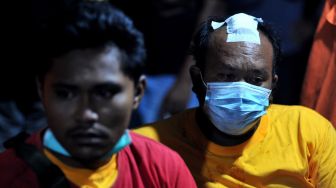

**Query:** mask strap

left=199, top=72, right=208, bottom=88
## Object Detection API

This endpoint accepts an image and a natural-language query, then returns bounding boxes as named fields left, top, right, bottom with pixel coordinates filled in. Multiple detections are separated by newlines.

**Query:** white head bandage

left=211, top=13, right=263, bottom=44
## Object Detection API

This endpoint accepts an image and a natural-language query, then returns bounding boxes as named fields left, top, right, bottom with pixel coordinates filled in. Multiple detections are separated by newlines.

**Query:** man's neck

left=195, top=108, right=259, bottom=146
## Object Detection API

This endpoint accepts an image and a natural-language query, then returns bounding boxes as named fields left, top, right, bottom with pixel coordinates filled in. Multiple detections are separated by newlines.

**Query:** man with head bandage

left=135, top=13, right=336, bottom=187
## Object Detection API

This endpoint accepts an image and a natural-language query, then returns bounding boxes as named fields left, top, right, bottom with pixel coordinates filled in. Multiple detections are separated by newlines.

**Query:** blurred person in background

left=301, top=0, right=336, bottom=126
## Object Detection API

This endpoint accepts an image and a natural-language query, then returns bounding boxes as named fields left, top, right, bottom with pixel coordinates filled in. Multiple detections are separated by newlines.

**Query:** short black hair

left=36, top=1, right=146, bottom=83
left=190, top=15, right=281, bottom=77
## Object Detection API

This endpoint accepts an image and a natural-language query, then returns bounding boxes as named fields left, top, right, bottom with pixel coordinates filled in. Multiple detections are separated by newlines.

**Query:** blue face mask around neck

left=43, top=129, right=132, bottom=157
left=203, top=81, right=271, bottom=135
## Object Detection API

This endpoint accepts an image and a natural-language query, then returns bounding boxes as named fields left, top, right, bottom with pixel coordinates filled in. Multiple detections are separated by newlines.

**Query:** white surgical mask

left=203, top=82, right=271, bottom=135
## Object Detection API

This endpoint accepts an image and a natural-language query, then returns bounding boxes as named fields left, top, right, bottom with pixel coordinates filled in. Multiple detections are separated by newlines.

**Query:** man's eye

left=94, top=89, right=115, bottom=99
left=247, top=77, right=264, bottom=86
left=218, top=73, right=236, bottom=82
left=54, top=89, right=75, bottom=99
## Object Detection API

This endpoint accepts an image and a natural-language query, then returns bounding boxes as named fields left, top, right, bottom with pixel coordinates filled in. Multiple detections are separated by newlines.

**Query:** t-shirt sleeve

left=314, top=121, right=336, bottom=187
left=303, top=108, right=336, bottom=187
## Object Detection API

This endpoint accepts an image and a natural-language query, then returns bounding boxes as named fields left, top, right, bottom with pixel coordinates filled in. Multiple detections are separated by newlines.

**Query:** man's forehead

left=204, top=27, right=274, bottom=75
left=208, top=27, right=272, bottom=57
left=210, top=13, right=263, bottom=44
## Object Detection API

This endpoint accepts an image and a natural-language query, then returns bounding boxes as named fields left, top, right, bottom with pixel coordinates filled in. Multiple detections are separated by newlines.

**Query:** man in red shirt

left=0, top=1, right=196, bottom=187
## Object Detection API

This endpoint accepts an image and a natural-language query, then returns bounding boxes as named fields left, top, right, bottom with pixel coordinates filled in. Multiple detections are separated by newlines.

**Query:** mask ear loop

left=191, top=68, right=208, bottom=106
left=199, top=72, right=208, bottom=89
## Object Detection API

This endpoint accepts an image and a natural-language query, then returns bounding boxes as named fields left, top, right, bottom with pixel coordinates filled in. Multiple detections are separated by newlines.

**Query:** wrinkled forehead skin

left=204, top=26, right=274, bottom=80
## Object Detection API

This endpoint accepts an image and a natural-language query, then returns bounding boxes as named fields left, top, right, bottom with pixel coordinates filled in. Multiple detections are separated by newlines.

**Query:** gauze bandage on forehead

left=211, top=13, right=263, bottom=44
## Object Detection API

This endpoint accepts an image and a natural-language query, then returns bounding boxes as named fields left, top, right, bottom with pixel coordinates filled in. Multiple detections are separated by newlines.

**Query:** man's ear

left=272, top=74, right=278, bottom=89
left=133, top=75, right=146, bottom=109
left=190, top=65, right=206, bottom=105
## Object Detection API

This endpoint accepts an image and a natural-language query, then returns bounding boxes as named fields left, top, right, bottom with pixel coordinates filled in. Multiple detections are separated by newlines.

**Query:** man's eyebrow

left=92, top=82, right=122, bottom=90
left=250, top=69, right=269, bottom=77
left=52, top=83, right=78, bottom=90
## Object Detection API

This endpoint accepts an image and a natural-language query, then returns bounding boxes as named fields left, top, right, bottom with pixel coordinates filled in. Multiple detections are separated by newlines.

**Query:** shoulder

left=117, top=132, right=196, bottom=187
left=267, top=104, right=334, bottom=142
left=0, top=148, right=26, bottom=173
left=0, top=131, right=43, bottom=187
left=0, top=145, right=39, bottom=187
left=268, top=104, right=331, bottom=125
left=268, top=104, right=321, bottom=114
left=125, top=132, right=192, bottom=172
left=133, top=108, right=197, bottom=141
left=128, top=132, right=182, bottom=160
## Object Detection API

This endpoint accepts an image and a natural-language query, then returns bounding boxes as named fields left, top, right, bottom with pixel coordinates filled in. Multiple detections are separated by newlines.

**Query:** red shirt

left=0, top=131, right=196, bottom=188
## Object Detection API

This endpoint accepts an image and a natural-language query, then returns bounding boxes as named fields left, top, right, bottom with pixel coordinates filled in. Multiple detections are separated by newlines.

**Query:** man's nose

left=75, top=98, right=98, bottom=123
left=77, top=108, right=98, bottom=122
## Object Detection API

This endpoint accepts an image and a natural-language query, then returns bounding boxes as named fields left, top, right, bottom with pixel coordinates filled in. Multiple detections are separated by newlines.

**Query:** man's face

left=41, top=46, right=140, bottom=162
left=203, top=27, right=275, bottom=90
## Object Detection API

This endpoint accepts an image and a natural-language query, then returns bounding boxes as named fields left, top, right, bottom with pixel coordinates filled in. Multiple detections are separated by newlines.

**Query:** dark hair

left=190, top=15, right=281, bottom=77
left=36, top=1, right=146, bottom=83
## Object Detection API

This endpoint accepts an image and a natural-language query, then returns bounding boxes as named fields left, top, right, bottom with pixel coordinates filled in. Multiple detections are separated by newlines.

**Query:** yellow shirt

left=44, top=150, right=118, bottom=188
left=134, top=104, right=336, bottom=187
